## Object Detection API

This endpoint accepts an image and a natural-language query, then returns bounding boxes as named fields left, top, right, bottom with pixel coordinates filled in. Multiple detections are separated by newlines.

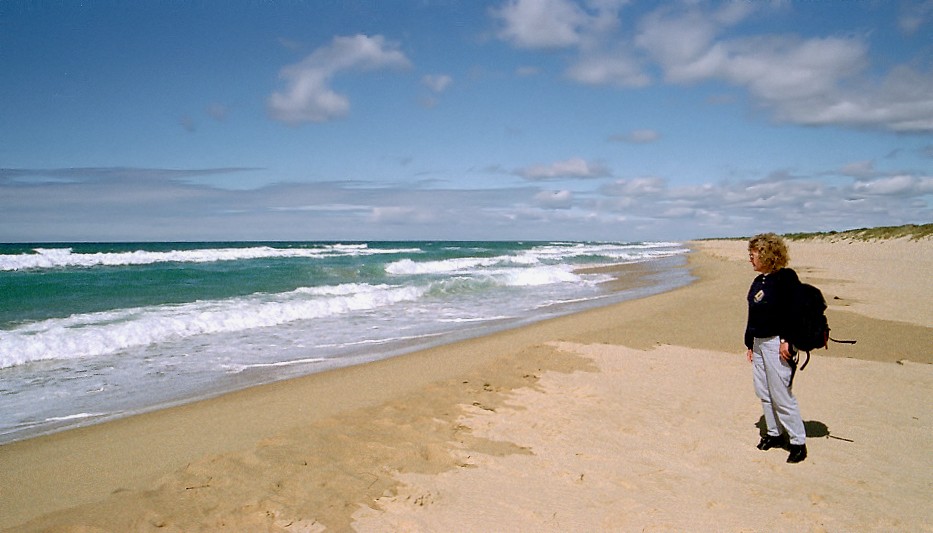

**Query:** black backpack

left=786, top=281, right=856, bottom=371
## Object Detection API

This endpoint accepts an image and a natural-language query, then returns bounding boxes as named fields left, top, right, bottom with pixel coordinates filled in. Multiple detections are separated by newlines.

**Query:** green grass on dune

left=701, top=224, right=932, bottom=242
left=782, top=223, right=932, bottom=241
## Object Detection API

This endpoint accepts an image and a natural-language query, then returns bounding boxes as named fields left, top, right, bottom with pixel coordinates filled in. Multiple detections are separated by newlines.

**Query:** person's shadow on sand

left=755, top=416, right=852, bottom=441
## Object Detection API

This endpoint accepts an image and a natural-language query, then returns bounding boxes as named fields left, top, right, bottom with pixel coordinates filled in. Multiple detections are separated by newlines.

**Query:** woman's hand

left=779, top=341, right=793, bottom=361
left=746, top=348, right=753, bottom=363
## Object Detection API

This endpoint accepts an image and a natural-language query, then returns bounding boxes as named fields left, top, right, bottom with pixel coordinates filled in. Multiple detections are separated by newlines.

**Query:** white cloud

left=272, top=203, right=370, bottom=213
left=585, top=165, right=933, bottom=238
left=634, top=8, right=721, bottom=81
left=2, top=166, right=929, bottom=242
left=632, top=5, right=933, bottom=133
left=636, top=5, right=867, bottom=98
left=660, top=206, right=697, bottom=219
left=371, top=206, right=438, bottom=224
left=420, top=74, right=453, bottom=108
left=839, top=160, right=878, bottom=179
left=494, top=0, right=643, bottom=86
left=726, top=37, right=866, bottom=99
left=491, top=0, right=590, bottom=49
left=852, top=175, right=933, bottom=196
left=516, top=157, right=611, bottom=180
left=565, top=49, right=648, bottom=87
left=534, top=189, right=574, bottom=208
left=898, top=0, right=933, bottom=34
left=492, top=0, right=933, bottom=133
left=601, top=176, right=666, bottom=196
left=268, top=34, right=411, bottom=124
left=422, top=74, right=453, bottom=93
left=775, top=65, right=933, bottom=133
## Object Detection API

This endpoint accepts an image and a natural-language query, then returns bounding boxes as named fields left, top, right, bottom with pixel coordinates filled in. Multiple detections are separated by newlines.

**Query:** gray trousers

left=752, top=336, right=806, bottom=445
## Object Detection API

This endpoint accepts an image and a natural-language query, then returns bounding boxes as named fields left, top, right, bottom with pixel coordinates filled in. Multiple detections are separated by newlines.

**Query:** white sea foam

left=384, top=243, right=689, bottom=278
left=0, top=283, right=426, bottom=368
left=497, top=265, right=582, bottom=286
left=223, top=357, right=328, bottom=373
left=385, top=256, right=502, bottom=275
left=313, top=331, right=447, bottom=350
left=44, top=412, right=107, bottom=423
left=437, top=315, right=511, bottom=323
left=0, top=264, right=596, bottom=370
left=0, top=244, right=421, bottom=271
left=520, top=241, right=689, bottom=264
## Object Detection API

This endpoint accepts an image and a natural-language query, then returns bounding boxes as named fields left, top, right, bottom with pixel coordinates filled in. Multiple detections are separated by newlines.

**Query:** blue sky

left=1, top=0, right=931, bottom=242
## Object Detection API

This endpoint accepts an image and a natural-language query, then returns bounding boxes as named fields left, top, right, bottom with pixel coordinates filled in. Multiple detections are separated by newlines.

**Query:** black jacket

left=744, top=267, right=799, bottom=349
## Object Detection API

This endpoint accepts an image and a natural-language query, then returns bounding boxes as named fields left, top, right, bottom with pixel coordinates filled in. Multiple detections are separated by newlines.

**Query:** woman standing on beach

left=745, top=233, right=808, bottom=464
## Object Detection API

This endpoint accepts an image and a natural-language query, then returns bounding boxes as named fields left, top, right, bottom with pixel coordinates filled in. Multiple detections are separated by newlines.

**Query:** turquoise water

left=0, top=241, right=690, bottom=443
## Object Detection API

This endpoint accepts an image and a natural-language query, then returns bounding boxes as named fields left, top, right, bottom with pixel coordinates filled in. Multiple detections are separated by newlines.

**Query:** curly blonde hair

left=748, top=233, right=790, bottom=273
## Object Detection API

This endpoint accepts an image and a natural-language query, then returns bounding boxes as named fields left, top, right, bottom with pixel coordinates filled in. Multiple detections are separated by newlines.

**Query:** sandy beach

left=1, top=237, right=930, bottom=532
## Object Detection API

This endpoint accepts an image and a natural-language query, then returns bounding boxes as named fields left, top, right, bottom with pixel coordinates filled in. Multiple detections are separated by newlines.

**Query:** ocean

left=0, top=241, right=691, bottom=444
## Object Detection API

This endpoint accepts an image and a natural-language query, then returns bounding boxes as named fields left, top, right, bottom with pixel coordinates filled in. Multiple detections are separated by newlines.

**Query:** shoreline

left=0, top=253, right=691, bottom=448
left=0, top=255, right=690, bottom=528
left=2, top=237, right=930, bottom=531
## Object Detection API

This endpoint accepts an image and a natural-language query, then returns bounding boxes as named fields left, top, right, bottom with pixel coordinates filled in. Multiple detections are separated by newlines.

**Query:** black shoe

left=757, top=435, right=784, bottom=451
left=787, top=444, right=808, bottom=463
